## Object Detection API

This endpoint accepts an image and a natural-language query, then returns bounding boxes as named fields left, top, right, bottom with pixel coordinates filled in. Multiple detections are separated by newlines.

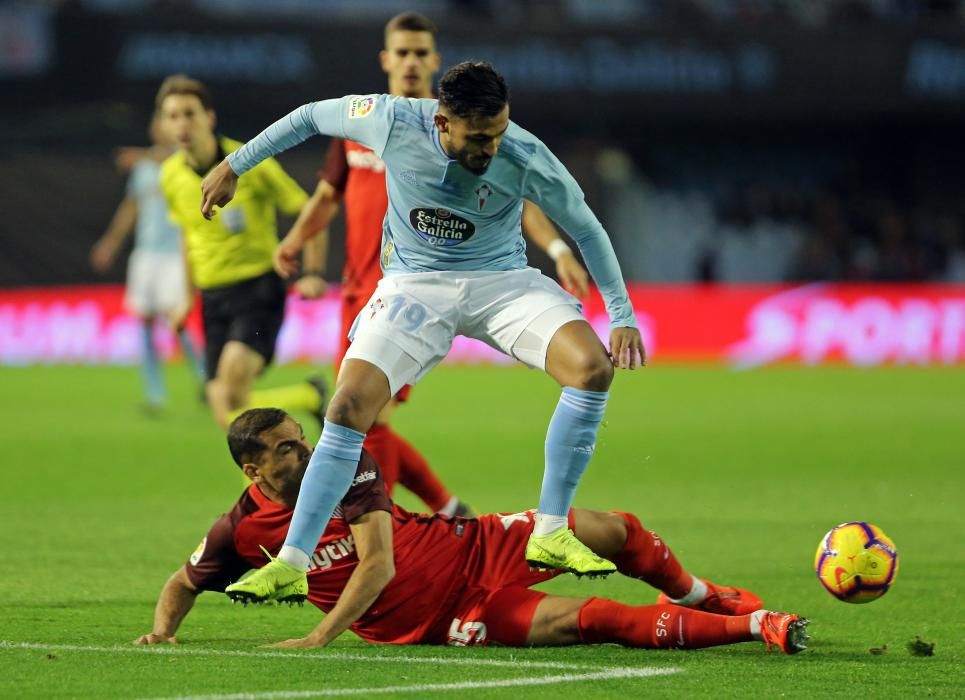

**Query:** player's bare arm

left=521, top=201, right=589, bottom=297
left=169, top=234, right=196, bottom=331
left=278, top=179, right=342, bottom=283
left=90, top=197, right=138, bottom=273
left=268, top=510, right=395, bottom=649
left=133, top=566, right=201, bottom=645
left=200, top=159, right=238, bottom=220
left=293, top=235, right=329, bottom=299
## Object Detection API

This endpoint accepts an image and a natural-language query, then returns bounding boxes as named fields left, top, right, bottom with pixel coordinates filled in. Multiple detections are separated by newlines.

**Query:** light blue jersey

left=228, top=94, right=635, bottom=329
left=129, top=159, right=181, bottom=254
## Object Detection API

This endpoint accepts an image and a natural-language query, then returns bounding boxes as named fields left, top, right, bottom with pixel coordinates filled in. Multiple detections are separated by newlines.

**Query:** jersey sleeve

left=319, top=138, right=349, bottom=193
left=254, top=156, right=309, bottom=216
left=228, top=95, right=396, bottom=176
left=339, top=450, right=393, bottom=524
left=183, top=513, right=251, bottom=592
left=523, top=142, right=637, bottom=331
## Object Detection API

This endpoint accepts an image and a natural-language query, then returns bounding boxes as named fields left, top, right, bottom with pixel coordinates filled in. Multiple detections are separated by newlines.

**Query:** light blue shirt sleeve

left=227, top=94, right=395, bottom=176
left=523, top=144, right=637, bottom=330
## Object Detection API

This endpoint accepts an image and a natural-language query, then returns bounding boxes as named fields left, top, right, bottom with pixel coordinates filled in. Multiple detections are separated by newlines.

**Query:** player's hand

left=264, top=636, right=326, bottom=649
left=200, top=160, right=238, bottom=220
left=114, top=146, right=147, bottom=173
left=133, top=633, right=176, bottom=645
left=556, top=253, right=589, bottom=297
left=293, top=275, right=327, bottom=299
left=89, top=241, right=115, bottom=273
left=273, top=236, right=304, bottom=280
left=169, top=300, right=193, bottom=332
left=609, top=327, right=646, bottom=369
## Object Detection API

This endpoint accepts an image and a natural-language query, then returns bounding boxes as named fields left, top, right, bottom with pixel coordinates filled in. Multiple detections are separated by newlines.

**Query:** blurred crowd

left=569, top=147, right=965, bottom=284
left=63, top=0, right=965, bottom=25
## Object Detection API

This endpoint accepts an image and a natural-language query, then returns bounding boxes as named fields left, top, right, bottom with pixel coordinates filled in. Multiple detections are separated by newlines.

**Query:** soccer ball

left=814, top=522, right=899, bottom=603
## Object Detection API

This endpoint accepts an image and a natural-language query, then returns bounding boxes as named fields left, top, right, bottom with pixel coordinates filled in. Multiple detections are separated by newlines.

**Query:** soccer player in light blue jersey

left=200, top=61, right=646, bottom=600
left=91, top=114, right=205, bottom=412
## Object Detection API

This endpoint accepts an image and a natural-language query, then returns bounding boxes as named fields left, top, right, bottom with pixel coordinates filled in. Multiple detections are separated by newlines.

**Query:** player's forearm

left=301, top=231, right=328, bottom=275
left=569, top=226, right=636, bottom=330
left=151, top=569, right=201, bottom=638
left=306, top=559, right=394, bottom=646
left=100, top=199, right=138, bottom=247
left=180, top=236, right=196, bottom=298
left=521, top=201, right=562, bottom=251
left=228, top=100, right=343, bottom=177
left=288, top=190, right=340, bottom=248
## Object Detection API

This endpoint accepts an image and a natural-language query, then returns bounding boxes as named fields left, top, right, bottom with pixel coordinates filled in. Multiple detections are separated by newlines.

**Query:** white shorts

left=125, top=250, right=187, bottom=318
left=345, top=268, right=584, bottom=394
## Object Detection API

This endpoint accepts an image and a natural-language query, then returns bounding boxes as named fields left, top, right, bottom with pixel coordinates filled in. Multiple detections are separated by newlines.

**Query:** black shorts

left=200, top=272, right=287, bottom=379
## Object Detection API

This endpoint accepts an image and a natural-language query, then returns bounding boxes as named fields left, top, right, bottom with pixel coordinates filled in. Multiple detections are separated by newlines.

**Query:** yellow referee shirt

left=161, top=136, right=308, bottom=290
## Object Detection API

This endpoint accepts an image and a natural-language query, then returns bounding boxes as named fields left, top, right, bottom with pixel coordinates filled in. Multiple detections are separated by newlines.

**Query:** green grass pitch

left=0, top=362, right=961, bottom=698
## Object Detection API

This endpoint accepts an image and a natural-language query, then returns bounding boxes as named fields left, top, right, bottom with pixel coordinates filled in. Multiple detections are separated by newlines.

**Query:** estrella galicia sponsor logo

left=408, top=208, right=476, bottom=246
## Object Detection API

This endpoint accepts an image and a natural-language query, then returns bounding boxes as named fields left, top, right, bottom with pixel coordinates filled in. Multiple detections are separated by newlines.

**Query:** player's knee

left=573, top=354, right=613, bottom=391
left=325, top=391, right=376, bottom=432
left=599, top=511, right=629, bottom=549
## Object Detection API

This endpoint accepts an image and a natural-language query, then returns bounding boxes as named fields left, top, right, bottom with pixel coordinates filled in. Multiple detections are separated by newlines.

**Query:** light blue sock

left=140, top=322, right=165, bottom=404
left=177, top=329, right=206, bottom=383
left=282, top=420, right=365, bottom=561
left=538, top=387, right=609, bottom=517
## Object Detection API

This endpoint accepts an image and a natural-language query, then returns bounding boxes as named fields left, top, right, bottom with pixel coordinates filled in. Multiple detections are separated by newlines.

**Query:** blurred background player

left=155, top=75, right=327, bottom=430
left=89, top=112, right=205, bottom=412
left=278, top=12, right=590, bottom=515
left=134, top=408, right=808, bottom=655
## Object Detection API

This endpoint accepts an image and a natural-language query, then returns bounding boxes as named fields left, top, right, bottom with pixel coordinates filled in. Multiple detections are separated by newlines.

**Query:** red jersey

left=184, top=454, right=560, bottom=645
left=321, top=138, right=388, bottom=300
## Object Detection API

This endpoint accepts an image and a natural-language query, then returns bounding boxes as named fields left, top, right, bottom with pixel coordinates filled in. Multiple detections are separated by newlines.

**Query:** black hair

left=155, top=74, right=214, bottom=111
left=438, top=61, right=509, bottom=119
left=385, top=11, right=437, bottom=41
left=226, top=408, right=288, bottom=468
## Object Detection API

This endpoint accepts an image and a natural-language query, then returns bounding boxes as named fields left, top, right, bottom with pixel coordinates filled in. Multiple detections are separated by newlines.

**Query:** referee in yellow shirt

left=157, top=75, right=325, bottom=429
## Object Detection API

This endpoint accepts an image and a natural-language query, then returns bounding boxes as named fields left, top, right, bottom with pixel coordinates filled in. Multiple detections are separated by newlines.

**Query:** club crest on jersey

left=409, top=208, right=477, bottom=247
left=348, top=95, right=376, bottom=119
left=474, top=183, right=493, bottom=211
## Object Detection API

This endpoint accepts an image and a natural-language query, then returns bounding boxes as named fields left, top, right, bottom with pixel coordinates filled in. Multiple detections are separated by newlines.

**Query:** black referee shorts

left=200, top=271, right=287, bottom=380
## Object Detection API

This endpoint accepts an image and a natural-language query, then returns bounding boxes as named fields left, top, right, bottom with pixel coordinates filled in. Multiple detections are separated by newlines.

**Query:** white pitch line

left=142, top=667, right=680, bottom=700
left=0, top=640, right=602, bottom=671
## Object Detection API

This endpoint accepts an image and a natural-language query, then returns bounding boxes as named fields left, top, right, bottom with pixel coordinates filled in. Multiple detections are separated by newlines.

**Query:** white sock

left=278, top=545, right=310, bottom=571
left=533, top=512, right=568, bottom=537
left=670, top=576, right=708, bottom=606
left=438, top=496, right=460, bottom=516
left=749, top=610, right=766, bottom=639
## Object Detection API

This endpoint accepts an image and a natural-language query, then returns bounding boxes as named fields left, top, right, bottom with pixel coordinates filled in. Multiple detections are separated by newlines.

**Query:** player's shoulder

left=498, top=120, right=542, bottom=166
left=385, top=96, right=436, bottom=131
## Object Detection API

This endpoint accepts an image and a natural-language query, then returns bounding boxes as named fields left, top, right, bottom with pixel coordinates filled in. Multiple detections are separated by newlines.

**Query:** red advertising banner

left=1, top=283, right=964, bottom=366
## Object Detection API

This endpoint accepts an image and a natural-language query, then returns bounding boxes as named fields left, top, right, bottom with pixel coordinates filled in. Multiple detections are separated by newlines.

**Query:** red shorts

left=338, top=292, right=411, bottom=402
left=425, top=510, right=574, bottom=647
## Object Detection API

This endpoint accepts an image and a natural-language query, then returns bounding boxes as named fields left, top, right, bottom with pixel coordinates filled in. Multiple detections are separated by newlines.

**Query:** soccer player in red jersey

left=135, top=409, right=810, bottom=654
left=277, top=13, right=590, bottom=516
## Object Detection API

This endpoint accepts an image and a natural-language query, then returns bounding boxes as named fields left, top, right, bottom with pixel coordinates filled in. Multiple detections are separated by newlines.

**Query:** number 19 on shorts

left=381, top=295, right=427, bottom=333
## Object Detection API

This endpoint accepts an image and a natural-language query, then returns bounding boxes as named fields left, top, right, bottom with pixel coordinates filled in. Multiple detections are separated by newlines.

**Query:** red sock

left=577, top=599, right=753, bottom=649
left=394, top=429, right=452, bottom=511
left=363, top=423, right=400, bottom=497
left=611, top=512, right=693, bottom=599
